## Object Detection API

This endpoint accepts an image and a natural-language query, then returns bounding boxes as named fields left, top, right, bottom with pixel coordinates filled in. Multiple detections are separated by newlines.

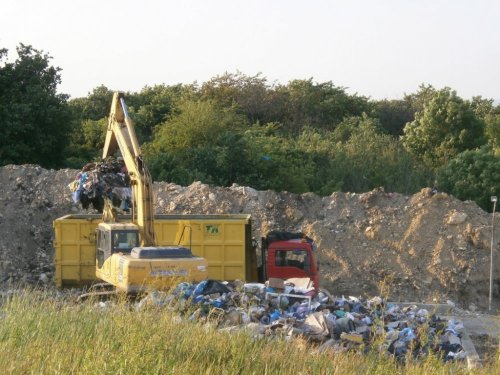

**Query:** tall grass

left=0, top=289, right=497, bottom=374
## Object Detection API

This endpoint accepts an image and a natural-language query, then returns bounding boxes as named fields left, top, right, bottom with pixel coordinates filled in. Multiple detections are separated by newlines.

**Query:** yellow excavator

left=93, top=92, right=208, bottom=293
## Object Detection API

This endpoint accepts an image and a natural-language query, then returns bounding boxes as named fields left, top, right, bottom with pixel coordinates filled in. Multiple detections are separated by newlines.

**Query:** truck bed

left=53, top=214, right=255, bottom=287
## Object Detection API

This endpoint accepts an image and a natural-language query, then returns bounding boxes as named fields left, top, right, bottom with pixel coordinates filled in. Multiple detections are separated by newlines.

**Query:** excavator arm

left=102, top=92, right=156, bottom=246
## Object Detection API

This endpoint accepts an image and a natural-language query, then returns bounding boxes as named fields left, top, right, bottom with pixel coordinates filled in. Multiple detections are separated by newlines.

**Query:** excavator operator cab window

left=96, top=229, right=139, bottom=268
left=96, top=229, right=111, bottom=268
left=111, top=230, right=139, bottom=253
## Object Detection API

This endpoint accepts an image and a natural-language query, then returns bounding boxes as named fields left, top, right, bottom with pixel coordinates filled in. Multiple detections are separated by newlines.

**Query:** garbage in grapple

left=68, top=157, right=131, bottom=212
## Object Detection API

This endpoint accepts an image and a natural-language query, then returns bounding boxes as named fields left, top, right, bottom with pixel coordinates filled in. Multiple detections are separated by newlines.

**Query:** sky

left=1, top=0, right=499, bottom=101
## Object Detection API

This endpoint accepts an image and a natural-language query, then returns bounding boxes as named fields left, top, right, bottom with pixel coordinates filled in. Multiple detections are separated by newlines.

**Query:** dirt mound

left=0, top=165, right=498, bottom=310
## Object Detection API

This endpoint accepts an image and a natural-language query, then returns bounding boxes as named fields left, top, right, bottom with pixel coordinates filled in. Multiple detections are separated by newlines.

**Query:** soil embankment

left=0, top=164, right=498, bottom=310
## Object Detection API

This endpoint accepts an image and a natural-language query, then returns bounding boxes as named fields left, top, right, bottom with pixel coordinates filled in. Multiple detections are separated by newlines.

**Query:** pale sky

left=1, top=0, right=499, bottom=100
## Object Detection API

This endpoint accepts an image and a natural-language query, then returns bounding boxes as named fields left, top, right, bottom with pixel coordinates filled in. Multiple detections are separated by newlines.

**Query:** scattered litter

left=135, top=279, right=467, bottom=362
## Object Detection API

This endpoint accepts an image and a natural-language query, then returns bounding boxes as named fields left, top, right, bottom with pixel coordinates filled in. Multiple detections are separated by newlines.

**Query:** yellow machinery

left=94, top=92, right=208, bottom=292
left=53, top=214, right=255, bottom=288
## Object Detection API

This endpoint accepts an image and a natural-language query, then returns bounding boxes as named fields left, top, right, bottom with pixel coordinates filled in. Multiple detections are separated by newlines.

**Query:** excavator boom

left=103, top=92, right=155, bottom=246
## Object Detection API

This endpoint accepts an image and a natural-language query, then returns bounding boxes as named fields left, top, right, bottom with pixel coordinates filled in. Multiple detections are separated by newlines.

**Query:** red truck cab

left=261, top=232, right=319, bottom=292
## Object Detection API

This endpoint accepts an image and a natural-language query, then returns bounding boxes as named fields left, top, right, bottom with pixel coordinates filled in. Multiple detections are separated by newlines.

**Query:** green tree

left=212, top=131, right=254, bottom=186
left=146, top=98, right=251, bottom=185
left=402, top=88, right=485, bottom=168
left=330, top=114, right=385, bottom=143
left=403, top=84, right=437, bottom=115
left=336, top=121, right=431, bottom=193
left=0, top=44, right=71, bottom=167
left=469, top=96, right=500, bottom=119
left=64, top=118, right=107, bottom=167
left=150, top=99, right=247, bottom=152
left=274, top=79, right=370, bottom=134
left=295, top=127, right=339, bottom=194
left=437, top=147, right=500, bottom=211
left=468, top=96, right=500, bottom=151
left=68, top=85, right=113, bottom=121
left=64, top=86, right=113, bottom=167
left=126, top=84, right=194, bottom=143
left=484, top=113, right=500, bottom=151
left=371, top=99, right=416, bottom=136
left=241, top=123, right=312, bottom=193
left=200, top=72, right=270, bottom=124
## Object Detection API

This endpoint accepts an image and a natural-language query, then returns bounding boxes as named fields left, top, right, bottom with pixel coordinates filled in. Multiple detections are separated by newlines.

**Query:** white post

left=489, top=196, right=497, bottom=312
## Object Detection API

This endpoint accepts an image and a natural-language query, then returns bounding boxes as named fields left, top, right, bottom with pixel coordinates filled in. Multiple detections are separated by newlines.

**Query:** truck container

left=53, top=214, right=256, bottom=288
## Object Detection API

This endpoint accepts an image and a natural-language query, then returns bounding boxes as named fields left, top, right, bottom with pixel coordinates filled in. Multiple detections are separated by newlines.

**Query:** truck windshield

left=112, top=231, right=139, bottom=252
left=274, top=249, right=310, bottom=272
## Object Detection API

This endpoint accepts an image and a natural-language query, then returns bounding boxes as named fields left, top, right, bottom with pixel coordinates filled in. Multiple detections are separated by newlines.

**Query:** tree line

left=1, top=44, right=498, bottom=211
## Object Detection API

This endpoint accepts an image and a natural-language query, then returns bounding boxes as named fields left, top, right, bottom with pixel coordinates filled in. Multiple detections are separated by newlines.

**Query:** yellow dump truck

left=53, top=214, right=256, bottom=288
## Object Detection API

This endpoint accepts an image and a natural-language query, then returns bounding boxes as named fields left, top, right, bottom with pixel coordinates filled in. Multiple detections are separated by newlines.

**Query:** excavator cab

left=96, top=222, right=139, bottom=268
left=95, top=221, right=208, bottom=293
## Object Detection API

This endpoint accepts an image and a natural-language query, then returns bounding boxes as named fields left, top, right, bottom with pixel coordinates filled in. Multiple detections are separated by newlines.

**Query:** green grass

left=0, top=289, right=497, bottom=375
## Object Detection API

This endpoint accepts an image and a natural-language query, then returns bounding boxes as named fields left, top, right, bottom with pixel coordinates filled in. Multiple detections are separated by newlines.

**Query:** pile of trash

left=67, top=158, right=131, bottom=212
left=136, top=279, right=467, bottom=362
